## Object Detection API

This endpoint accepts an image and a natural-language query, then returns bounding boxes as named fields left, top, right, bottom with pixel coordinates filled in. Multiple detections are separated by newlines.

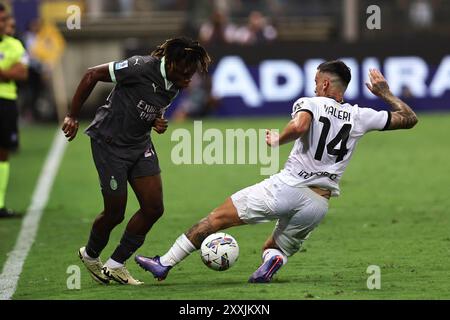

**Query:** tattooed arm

left=366, top=69, right=418, bottom=130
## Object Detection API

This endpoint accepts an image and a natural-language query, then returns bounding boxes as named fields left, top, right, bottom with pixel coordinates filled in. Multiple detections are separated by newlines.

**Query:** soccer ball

left=200, top=233, right=239, bottom=271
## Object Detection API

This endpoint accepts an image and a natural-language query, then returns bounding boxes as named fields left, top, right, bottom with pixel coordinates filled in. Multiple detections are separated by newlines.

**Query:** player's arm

left=266, top=111, right=312, bottom=147
left=0, top=62, right=28, bottom=81
left=366, top=69, right=418, bottom=130
left=62, top=63, right=112, bottom=141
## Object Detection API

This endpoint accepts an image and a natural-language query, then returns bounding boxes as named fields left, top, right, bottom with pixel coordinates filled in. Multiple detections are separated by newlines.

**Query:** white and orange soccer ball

left=200, top=233, right=239, bottom=271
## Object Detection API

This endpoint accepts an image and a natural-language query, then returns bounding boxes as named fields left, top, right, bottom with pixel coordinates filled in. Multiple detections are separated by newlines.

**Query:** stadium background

left=1, top=0, right=449, bottom=301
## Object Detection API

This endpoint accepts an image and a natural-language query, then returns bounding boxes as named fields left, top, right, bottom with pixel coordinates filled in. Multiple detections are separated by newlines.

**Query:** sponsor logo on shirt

left=298, top=169, right=338, bottom=181
left=136, top=100, right=161, bottom=122
left=115, top=60, right=128, bottom=70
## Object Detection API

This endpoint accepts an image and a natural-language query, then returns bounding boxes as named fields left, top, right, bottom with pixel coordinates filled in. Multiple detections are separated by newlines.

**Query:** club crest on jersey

left=292, top=100, right=304, bottom=114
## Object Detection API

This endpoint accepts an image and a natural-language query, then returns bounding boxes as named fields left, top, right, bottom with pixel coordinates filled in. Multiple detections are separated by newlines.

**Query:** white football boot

left=78, top=247, right=110, bottom=284
left=102, top=265, right=144, bottom=285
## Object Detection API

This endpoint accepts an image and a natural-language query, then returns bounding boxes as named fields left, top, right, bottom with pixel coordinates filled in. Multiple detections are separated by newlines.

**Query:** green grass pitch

left=2, top=113, right=450, bottom=300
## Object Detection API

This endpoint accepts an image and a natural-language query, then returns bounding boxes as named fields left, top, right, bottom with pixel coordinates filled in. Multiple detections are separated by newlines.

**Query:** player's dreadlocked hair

left=151, top=37, right=211, bottom=74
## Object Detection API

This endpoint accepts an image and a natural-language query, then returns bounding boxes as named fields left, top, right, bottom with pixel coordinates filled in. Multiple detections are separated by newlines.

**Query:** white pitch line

left=0, top=130, right=68, bottom=300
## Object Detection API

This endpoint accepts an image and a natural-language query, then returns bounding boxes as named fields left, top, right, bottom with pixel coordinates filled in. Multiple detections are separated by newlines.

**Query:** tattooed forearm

left=185, top=216, right=215, bottom=248
left=382, top=93, right=418, bottom=130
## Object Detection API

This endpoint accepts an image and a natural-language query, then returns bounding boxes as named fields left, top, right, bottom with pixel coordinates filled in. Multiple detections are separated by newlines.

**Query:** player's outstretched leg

left=135, top=197, right=245, bottom=281
left=249, top=191, right=328, bottom=283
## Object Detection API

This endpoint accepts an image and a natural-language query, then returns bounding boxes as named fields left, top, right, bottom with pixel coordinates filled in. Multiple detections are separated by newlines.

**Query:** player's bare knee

left=207, top=211, right=229, bottom=231
left=208, top=206, right=242, bottom=230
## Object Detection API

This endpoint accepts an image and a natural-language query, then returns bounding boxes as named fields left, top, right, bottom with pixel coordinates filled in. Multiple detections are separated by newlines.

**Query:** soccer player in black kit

left=61, top=37, right=211, bottom=285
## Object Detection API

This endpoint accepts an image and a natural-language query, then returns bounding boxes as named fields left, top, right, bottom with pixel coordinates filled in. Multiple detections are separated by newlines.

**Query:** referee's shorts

left=0, top=98, right=19, bottom=151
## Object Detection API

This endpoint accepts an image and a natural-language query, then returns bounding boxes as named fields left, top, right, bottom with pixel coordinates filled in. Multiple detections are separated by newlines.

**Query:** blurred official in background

left=0, top=3, right=28, bottom=218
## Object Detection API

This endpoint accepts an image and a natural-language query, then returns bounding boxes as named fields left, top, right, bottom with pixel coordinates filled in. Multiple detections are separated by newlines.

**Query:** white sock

left=262, top=248, right=288, bottom=265
left=160, top=234, right=197, bottom=267
left=104, top=258, right=124, bottom=269
left=82, top=249, right=98, bottom=261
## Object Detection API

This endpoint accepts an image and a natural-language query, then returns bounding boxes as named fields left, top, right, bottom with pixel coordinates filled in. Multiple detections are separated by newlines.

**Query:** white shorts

left=231, top=174, right=329, bottom=256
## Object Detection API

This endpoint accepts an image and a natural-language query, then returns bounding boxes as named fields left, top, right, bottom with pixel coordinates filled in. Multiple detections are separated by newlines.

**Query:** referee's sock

left=0, top=161, right=10, bottom=209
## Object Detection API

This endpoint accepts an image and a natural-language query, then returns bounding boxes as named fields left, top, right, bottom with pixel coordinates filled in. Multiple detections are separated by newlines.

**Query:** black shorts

left=90, top=138, right=161, bottom=195
left=0, top=98, right=19, bottom=151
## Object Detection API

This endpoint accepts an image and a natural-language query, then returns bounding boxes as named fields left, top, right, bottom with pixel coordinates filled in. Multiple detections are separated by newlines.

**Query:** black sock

left=110, top=231, right=146, bottom=264
left=85, top=229, right=110, bottom=259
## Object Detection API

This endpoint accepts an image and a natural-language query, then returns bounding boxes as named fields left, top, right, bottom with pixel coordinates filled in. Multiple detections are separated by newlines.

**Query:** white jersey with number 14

left=277, top=96, right=390, bottom=197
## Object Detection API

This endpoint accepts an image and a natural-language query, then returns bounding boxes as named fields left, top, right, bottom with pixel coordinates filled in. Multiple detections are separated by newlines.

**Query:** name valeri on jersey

left=324, top=105, right=351, bottom=121
left=294, top=102, right=351, bottom=122
left=136, top=100, right=160, bottom=121
left=115, top=60, right=129, bottom=70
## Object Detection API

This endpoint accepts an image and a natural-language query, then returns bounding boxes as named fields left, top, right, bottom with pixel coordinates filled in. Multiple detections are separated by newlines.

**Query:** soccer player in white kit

left=135, top=60, right=418, bottom=283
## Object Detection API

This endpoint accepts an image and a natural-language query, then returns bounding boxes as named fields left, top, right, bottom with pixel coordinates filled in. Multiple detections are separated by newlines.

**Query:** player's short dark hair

left=0, top=3, right=6, bottom=11
left=317, top=60, right=351, bottom=88
left=151, top=37, right=211, bottom=74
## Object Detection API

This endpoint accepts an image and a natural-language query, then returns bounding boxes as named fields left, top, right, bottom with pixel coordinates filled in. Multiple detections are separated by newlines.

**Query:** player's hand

left=153, top=118, right=168, bottom=134
left=365, top=69, right=392, bottom=98
left=61, top=115, right=79, bottom=141
left=265, top=129, right=279, bottom=147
